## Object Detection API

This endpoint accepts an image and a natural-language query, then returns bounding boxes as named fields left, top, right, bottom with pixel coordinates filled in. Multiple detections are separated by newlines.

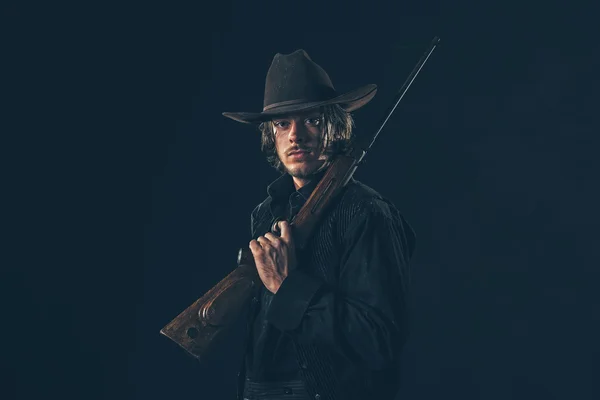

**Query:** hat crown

left=263, top=49, right=337, bottom=111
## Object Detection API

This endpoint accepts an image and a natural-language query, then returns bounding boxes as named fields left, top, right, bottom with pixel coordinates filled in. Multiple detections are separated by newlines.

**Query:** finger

left=256, top=236, right=272, bottom=249
left=279, top=221, right=293, bottom=244
left=263, top=232, right=281, bottom=246
left=249, top=240, right=262, bottom=253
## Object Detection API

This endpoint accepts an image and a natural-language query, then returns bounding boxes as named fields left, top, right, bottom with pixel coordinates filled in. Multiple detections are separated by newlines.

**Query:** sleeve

left=265, top=198, right=416, bottom=370
left=250, top=204, right=259, bottom=238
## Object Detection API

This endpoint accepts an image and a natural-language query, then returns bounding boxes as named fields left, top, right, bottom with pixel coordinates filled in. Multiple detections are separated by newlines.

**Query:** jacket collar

left=266, top=171, right=325, bottom=218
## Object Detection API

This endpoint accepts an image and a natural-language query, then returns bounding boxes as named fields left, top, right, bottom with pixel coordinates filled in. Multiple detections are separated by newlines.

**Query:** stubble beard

left=285, top=161, right=323, bottom=180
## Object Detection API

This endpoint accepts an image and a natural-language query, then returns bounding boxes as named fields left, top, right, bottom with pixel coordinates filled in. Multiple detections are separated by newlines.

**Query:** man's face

left=272, top=110, right=327, bottom=181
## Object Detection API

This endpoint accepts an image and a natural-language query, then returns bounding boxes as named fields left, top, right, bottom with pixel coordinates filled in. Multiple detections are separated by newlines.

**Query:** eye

left=306, top=117, right=322, bottom=126
left=273, top=120, right=290, bottom=129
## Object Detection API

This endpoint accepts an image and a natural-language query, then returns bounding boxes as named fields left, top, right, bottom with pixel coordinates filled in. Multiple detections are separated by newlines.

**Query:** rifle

left=160, top=36, right=440, bottom=360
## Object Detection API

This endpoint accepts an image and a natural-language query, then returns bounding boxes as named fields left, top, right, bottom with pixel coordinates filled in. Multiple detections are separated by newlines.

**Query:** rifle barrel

left=365, top=36, right=441, bottom=152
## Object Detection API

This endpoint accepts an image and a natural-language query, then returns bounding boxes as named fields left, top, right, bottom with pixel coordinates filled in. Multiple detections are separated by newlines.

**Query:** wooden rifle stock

left=160, top=36, right=440, bottom=361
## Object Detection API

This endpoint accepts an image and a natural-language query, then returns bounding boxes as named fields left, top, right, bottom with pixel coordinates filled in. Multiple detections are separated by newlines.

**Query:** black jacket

left=237, top=174, right=416, bottom=400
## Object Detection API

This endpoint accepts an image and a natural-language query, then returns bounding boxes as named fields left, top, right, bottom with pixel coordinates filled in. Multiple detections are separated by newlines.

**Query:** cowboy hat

left=222, top=49, right=377, bottom=124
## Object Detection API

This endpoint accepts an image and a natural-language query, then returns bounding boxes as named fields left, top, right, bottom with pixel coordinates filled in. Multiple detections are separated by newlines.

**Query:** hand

left=249, top=221, right=297, bottom=294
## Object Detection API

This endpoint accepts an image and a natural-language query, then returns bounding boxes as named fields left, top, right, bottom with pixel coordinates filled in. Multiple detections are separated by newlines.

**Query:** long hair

left=258, top=104, right=356, bottom=174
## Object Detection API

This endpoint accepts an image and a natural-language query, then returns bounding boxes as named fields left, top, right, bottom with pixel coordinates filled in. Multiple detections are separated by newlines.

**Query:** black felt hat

left=222, top=49, right=377, bottom=124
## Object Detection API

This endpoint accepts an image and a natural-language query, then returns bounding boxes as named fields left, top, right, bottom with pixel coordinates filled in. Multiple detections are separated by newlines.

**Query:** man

left=223, top=49, right=416, bottom=400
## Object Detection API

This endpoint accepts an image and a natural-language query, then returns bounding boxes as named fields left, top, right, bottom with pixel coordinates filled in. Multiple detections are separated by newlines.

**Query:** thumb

left=279, top=220, right=293, bottom=245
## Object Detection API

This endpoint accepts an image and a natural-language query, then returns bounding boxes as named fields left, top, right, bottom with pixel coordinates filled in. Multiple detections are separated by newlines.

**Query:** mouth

left=288, top=149, right=311, bottom=156
left=288, top=150, right=311, bottom=160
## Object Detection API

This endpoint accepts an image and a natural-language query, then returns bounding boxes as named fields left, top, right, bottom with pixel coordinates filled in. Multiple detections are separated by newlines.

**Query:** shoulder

left=337, top=179, right=416, bottom=253
left=337, top=179, right=397, bottom=217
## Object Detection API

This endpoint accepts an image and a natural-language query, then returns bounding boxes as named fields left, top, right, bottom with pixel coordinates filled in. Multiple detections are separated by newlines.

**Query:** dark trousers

left=242, top=377, right=311, bottom=400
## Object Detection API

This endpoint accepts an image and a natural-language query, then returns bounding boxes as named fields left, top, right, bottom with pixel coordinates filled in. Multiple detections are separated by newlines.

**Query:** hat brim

left=222, top=84, right=377, bottom=124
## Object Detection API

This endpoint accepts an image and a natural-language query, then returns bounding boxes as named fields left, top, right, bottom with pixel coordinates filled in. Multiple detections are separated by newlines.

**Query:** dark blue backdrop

left=5, top=1, right=599, bottom=400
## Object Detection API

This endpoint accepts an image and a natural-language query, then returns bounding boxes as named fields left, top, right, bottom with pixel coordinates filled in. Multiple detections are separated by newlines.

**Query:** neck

left=294, top=161, right=333, bottom=190
left=291, top=166, right=329, bottom=191
left=292, top=176, right=311, bottom=190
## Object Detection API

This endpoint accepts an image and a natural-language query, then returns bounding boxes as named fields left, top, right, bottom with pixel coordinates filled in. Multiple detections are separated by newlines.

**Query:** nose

left=288, top=121, right=307, bottom=143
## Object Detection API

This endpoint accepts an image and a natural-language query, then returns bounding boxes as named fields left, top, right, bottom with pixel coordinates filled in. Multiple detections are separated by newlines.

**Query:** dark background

left=4, top=1, right=599, bottom=399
